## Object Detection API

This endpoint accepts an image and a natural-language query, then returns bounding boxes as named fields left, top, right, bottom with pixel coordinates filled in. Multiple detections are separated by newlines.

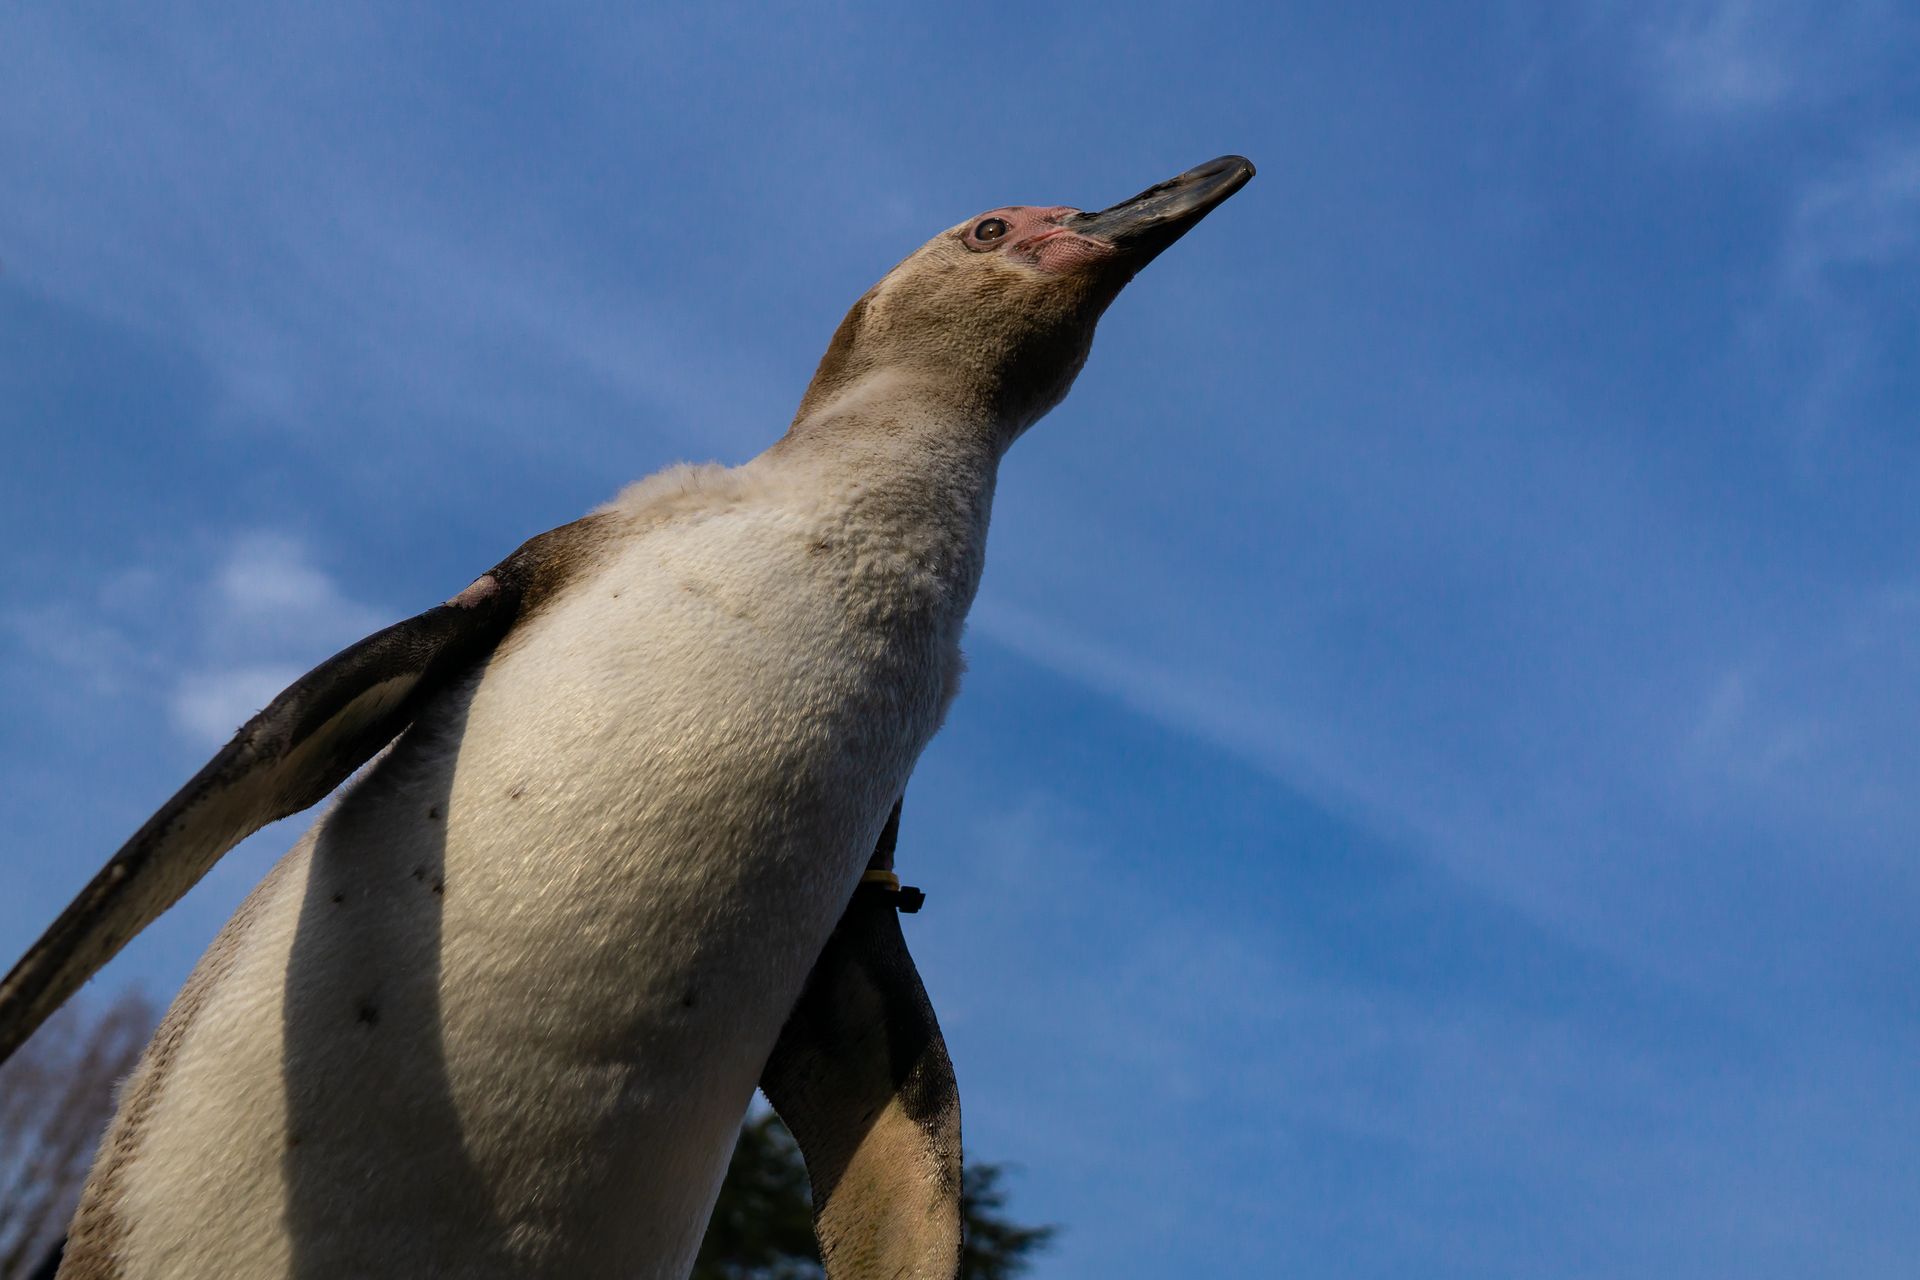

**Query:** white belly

left=79, top=501, right=965, bottom=1279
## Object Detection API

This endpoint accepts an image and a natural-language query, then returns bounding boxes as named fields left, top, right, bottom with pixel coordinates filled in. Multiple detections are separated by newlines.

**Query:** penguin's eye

left=972, top=217, right=1010, bottom=244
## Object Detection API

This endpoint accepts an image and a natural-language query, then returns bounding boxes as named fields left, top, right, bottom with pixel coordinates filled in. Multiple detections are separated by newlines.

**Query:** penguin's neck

left=765, top=369, right=1007, bottom=617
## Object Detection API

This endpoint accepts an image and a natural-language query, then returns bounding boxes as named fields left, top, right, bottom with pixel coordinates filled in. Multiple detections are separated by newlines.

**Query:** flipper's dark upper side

left=761, top=802, right=964, bottom=1280
left=0, top=516, right=610, bottom=1067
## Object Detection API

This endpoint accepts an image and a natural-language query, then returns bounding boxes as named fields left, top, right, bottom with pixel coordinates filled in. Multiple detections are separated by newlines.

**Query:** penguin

left=0, top=155, right=1254, bottom=1280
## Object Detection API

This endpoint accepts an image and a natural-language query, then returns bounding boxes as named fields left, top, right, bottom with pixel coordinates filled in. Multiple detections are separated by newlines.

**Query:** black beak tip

left=1065, top=154, right=1257, bottom=261
left=1202, top=154, right=1257, bottom=186
left=1175, top=155, right=1256, bottom=212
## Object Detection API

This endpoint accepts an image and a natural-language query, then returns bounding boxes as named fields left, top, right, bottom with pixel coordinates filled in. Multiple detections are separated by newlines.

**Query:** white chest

left=425, top=500, right=969, bottom=1034
left=104, top=486, right=982, bottom=1278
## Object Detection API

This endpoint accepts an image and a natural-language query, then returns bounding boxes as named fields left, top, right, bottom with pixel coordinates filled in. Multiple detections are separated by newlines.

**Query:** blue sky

left=3, top=2, right=1917, bottom=1275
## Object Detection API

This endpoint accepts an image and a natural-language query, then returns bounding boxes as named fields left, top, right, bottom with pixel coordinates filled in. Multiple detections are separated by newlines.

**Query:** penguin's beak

left=1063, top=155, right=1255, bottom=268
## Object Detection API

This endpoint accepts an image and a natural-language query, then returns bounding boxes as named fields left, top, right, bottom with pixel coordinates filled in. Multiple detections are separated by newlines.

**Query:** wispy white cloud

left=969, top=598, right=1357, bottom=817
left=972, top=540, right=1920, bottom=1003
left=0, top=6, right=793, bottom=464
left=914, top=786, right=1912, bottom=1278
left=179, top=535, right=389, bottom=745
left=1640, top=0, right=1799, bottom=116
left=1784, top=136, right=1920, bottom=289
left=1607, top=1, right=1920, bottom=456
left=197, top=533, right=386, bottom=656
left=1681, top=659, right=1819, bottom=785
left=1675, top=579, right=1920, bottom=835
left=1630, top=0, right=1900, bottom=121
left=4, top=532, right=391, bottom=748
left=5, top=602, right=161, bottom=700
left=1748, top=135, right=1920, bottom=449
left=969, top=593, right=1576, bottom=923
left=150, top=532, right=389, bottom=745
left=167, top=664, right=307, bottom=746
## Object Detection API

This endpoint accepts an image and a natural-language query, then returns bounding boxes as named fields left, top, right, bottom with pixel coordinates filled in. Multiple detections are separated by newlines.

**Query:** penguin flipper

left=0, top=515, right=611, bottom=1066
left=760, top=806, right=963, bottom=1280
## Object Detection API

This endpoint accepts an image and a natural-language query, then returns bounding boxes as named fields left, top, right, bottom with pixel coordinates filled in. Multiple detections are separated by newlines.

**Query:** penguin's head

left=793, top=155, right=1254, bottom=447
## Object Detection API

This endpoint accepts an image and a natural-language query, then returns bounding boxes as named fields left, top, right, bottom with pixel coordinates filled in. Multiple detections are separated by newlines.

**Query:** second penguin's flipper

left=761, top=802, right=963, bottom=1280
left=0, top=516, right=612, bottom=1067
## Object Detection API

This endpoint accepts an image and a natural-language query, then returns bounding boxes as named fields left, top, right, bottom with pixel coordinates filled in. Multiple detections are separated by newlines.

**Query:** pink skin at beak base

left=962, top=205, right=1119, bottom=274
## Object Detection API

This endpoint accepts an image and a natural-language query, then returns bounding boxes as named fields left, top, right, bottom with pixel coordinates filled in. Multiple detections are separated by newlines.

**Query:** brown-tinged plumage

left=1, top=156, right=1252, bottom=1280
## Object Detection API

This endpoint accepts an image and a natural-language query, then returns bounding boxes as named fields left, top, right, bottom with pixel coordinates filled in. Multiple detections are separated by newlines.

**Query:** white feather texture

left=77, top=426, right=996, bottom=1279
